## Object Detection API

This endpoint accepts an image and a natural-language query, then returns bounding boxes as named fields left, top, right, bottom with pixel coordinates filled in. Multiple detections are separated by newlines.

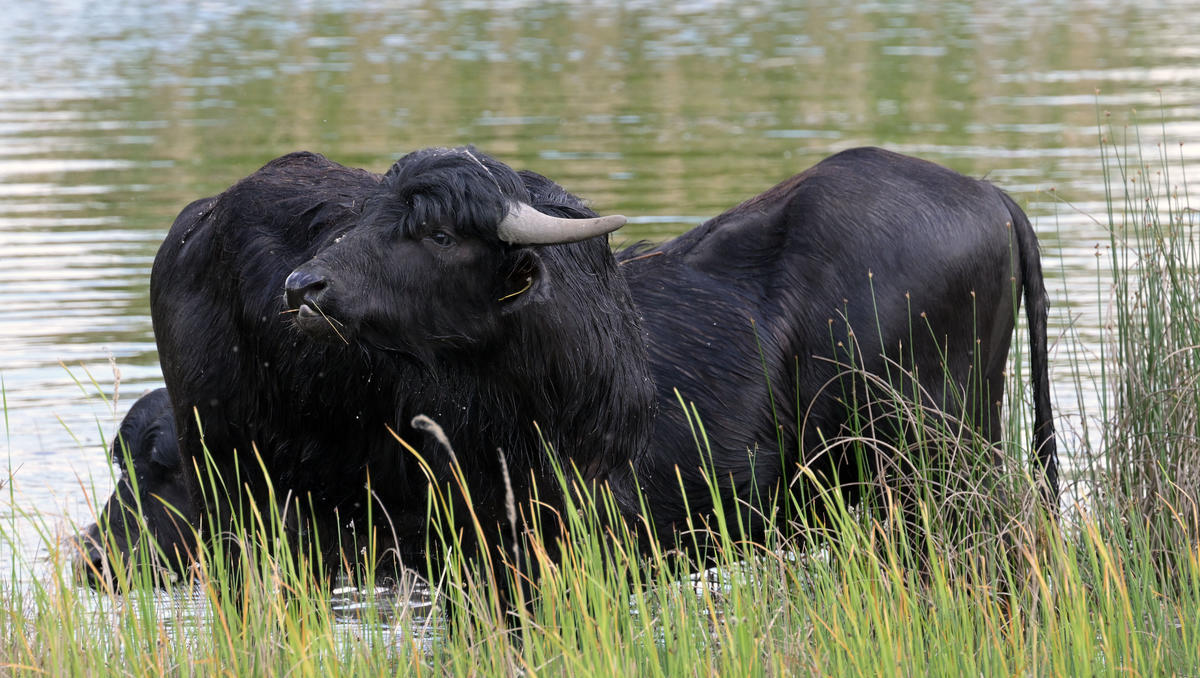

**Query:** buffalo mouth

left=291, top=302, right=352, bottom=344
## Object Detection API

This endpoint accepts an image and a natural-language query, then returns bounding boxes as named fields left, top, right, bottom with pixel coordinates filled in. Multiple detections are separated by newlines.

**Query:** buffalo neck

left=396, top=242, right=656, bottom=501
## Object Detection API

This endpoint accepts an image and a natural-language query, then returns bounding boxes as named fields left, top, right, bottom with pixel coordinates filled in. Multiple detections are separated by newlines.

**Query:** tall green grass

left=3, top=125, right=1200, bottom=676
left=1091, top=113, right=1200, bottom=586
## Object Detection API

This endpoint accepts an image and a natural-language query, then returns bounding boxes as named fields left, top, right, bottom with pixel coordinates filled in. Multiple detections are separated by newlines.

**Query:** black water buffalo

left=77, top=146, right=1056, bottom=587
left=74, top=388, right=194, bottom=584
left=148, top=147, right=656, bottom=587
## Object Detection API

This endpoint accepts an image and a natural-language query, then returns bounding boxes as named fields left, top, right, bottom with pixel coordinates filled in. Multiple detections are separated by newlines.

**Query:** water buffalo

left=74, top=388, right=194, bottom=585
left=148, top=147, right=655, bottom=591
left=76, top=146, right=1056, bottom=587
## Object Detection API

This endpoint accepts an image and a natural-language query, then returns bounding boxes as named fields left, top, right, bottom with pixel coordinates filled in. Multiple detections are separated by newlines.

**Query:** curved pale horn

left=496, top=202, right=626, bottom=245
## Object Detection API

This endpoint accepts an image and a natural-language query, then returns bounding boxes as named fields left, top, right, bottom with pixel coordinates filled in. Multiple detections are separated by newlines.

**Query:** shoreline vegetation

left=3, top=125, right=1199, bottom=676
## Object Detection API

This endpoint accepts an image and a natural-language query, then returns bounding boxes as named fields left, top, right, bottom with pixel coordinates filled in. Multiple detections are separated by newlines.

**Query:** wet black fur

left=610, top=147, right=1057, bottom=543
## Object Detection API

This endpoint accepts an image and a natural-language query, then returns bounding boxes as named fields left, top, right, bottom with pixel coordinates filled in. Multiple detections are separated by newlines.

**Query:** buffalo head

left=73, top=388, right=194, bottom=587
left=283, top=147, right=625, bottom=353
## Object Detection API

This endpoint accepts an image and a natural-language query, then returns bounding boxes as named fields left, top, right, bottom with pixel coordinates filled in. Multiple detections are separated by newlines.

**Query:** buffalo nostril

left=285, top=269, right=328, bottom=310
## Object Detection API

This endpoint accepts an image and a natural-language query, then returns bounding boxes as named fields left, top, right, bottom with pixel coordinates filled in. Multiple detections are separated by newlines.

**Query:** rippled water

left=2, top=0, right=1199, bottom=581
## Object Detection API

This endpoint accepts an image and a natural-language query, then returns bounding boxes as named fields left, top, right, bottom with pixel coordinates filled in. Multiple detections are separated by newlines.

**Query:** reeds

left=1090, top=111, right=1200, bottom=589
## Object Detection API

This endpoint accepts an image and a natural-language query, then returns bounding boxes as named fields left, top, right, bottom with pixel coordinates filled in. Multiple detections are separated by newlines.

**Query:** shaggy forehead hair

left=366, top=146, right=533, bottom=242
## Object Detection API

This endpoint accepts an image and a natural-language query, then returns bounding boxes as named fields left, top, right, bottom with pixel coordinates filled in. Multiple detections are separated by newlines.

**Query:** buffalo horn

left=496, top=202, right=626, bottom=245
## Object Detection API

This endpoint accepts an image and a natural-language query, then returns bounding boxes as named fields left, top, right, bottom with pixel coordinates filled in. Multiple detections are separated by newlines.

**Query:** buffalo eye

left=426, top=230, right=456, bottom=247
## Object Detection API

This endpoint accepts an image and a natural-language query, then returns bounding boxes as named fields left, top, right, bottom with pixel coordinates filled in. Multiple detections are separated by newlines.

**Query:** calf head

left=74, top=388, right=194, bottom=587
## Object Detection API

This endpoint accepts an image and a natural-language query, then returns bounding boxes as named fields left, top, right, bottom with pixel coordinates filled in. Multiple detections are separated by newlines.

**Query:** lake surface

left=2, top=0, right=1199, bottom=577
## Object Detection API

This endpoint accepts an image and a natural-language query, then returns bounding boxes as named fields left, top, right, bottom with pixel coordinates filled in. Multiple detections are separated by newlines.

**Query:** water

left=2, top=0, right=1198, bottom=586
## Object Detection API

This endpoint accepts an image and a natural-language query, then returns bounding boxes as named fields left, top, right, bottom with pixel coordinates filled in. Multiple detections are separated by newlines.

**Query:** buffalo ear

left=499, top=249, right=550, bottom=312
